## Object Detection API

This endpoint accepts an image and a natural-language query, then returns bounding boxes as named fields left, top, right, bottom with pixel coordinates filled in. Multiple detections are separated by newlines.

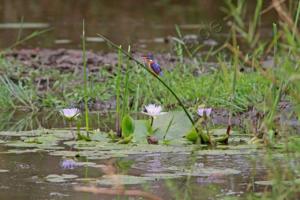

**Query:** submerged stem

left=97, top=33, right=195, bottom=127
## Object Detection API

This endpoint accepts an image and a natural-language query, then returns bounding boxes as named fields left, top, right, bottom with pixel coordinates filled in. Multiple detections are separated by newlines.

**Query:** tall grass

left=97, top=33, right=196, bottom=127
left=82, top=21, right=90, bottom=134
left=0, top=75, right=38, bottom=111
left=223, top=0, right=263, bottom=48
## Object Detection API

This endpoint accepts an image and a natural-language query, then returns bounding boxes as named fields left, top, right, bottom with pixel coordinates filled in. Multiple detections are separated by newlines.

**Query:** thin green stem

left=116, top=47, right=122, bottom=133
left=82, top=21, right=89, bottom=135
left=97, top=33, right=195, bottom=127
left=150, top=116, right=154, bottom=127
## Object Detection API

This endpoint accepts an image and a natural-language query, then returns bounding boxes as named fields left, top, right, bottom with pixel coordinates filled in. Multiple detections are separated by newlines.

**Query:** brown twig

left=261, top=0, right=286, bottom=15
left=225, top=42, right=278, bottom=84
left=272, top=0, right=299, bottom=36
left=74, top=186, right=163, bottom=200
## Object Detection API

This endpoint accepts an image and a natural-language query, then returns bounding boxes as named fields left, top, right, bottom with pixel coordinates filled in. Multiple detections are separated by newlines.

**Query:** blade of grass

left=116, top=47, right=122, bottom=133
left=121, top=46, right=131, bottom=119
left=82, top=20, right=90, bottom=134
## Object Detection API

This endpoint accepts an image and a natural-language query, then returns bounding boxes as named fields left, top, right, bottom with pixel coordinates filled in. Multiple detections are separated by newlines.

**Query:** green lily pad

left=142, top=173, right=183, bottom=179
left=0, top=22, right=49, bottom=29
left=133, top=111, right=192, bottom=143
left=46, top=174, right=78, bottom=183
left=255, top=179, right=300, bottom=186
left=5, top=140, right=64, bottom=150
left=89, top=132, right=109, bottom=142
left=167, top=166, right=241, bottom=177
left=0, top=130, right=43, bottom=137
left=97, top=175, right=154, bottom=186
left=49, top=150, right=79, bottom=157
left=196, top=148, right=256, bottom=156
left=6, top=149, right=41, bottom=154
left=76, top=162, right=97, bottom=167
left=154, top=111, right=192, bottom=140
left=3, top=130, right=75, bottom=150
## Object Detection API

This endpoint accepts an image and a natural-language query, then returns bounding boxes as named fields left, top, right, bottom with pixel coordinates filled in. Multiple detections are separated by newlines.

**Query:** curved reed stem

left=97, top=33, right=195, bottom=126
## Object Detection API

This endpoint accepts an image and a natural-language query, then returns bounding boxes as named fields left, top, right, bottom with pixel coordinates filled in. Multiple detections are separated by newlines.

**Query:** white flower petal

left=143, top=104, right=165, bottom=117
left=197, top=108, right=212, bottom=117
left=60, top=108, right=80, bottom=119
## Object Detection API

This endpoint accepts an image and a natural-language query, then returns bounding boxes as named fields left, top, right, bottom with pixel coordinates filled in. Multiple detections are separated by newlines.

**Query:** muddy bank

left=3, top=48, right=200, bottom=74
left=1, top=49, right=299, bottom=132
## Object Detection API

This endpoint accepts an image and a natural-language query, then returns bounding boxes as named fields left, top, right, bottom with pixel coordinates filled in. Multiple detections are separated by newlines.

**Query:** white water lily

left=142, top=104, right=166, bottom=117
left=197, top=107, right=212, bottom=117
left=60, top=108, right=80, bottom=119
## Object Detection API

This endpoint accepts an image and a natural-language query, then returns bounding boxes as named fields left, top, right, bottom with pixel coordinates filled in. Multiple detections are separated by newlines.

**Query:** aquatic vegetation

left=82, top=21, right=90, bottom=135
left=0, top=75, right=38, bottom=111
left=1, top=1, right=300, bottom=199
left=98, top=33, right=195, bottom=128
left=46, top=174, right=78, bottom=183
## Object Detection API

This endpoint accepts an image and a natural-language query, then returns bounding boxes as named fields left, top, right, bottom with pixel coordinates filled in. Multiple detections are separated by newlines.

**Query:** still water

left=0, top=0, right=275, bottom=51
left=0, top=1, right=290, bottom=200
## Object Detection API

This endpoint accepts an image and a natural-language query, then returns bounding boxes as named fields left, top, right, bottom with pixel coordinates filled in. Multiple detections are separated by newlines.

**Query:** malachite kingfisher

left=142, top=53, right=163, bottom=76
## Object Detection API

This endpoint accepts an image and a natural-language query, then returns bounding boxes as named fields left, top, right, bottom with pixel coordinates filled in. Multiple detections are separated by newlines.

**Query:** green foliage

left=121, top=114, right=135, bottom=138
left=185, top=127, right=198, bottom=144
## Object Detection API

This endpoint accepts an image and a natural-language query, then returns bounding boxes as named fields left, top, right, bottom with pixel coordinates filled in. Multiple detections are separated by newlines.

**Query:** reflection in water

left=0, top=110, right=115, bottom=131
left=0, top=144, right=270, bottom=200
left=0, top=0, right=225, bottom=50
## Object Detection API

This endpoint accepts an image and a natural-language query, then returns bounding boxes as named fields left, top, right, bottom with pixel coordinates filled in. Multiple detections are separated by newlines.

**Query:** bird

left=142, top=53, right=163, bottom=76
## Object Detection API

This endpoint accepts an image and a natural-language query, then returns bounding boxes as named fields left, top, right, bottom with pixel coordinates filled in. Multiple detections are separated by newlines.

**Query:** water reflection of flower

left=61, top=159, right=78, bottom=169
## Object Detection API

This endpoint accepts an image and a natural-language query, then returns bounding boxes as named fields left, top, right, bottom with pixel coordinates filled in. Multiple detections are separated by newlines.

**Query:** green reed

left=82, top=21, right=90, bottom=135
left=97, top=33, right=195, bottom=127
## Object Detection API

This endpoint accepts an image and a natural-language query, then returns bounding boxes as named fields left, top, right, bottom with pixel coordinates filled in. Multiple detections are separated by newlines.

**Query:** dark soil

left=3, top=48, right=189, bottom=73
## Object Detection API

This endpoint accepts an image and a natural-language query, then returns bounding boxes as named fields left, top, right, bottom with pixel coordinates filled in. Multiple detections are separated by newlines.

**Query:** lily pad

left=155, top=111, right=192, bottom=139
left=0, top=130, right=43, bottom=137
left=46, top=174, right=78, bottom=183
left=0, top=22, right=49, bottom=29
left=6, top=149, right=41, bottom=154
left=76, top=162, right=97, bottom=167
left=133, top=111, right=192, bottom=143
left=49, top=150, right=79, bottom=157
left=97, top=175, right=154, bottom=186
left=5, top=140, right=64, bottom=150
left=143, top=173, right=183, bottom=180
left=255, top=179, right=300, bottom=186
left=167, top=166, right=241, bottom=177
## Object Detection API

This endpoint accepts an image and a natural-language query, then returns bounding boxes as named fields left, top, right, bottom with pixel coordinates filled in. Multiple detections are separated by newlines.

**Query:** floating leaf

left=46, top=174, right=78, bottom=183
left=97, top=175, right=153, bottom=186
left=143, top=173, right=183, bottom=179
left=0, top=22, right=49, bottom=29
